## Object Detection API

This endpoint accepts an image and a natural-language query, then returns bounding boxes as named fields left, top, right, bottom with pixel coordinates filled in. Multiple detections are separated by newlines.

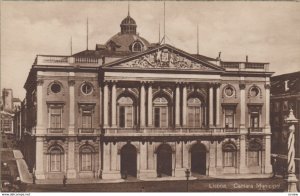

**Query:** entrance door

left=157, top=144, right=172, bottom=176
left=191, top=143, right=206, bottom=175
left=120, top=144, right=137, bottom=177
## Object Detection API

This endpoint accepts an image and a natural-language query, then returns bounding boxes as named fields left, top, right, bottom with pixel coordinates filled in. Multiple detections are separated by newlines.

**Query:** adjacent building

left=0, top=89, right=21, bottom=135
left=22, top=13, right=274, bottom=180
left=270, top=71, right=300, bottom=174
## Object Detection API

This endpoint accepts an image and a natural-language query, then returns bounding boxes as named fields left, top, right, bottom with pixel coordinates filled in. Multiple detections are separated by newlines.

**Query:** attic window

left=132, top=42, right=142, bottom=52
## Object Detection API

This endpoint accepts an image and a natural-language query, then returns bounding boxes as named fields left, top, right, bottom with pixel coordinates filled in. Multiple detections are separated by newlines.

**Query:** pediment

left=104, top=44, right=224, bottom=71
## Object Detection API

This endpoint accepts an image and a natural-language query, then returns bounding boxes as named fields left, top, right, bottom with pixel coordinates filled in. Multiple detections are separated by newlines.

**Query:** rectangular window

left=160, top=107, right=168, bottom=127
left=119, top=106, right=125, bottom=128
left=50, top=153, right=61, bottom=172
left=126, top=106, right=133, bottom=127
left=50, top=108, right=61, bottom=128
left=82, top=111, right=92, bottom=128
left=225, top=108, right=234, bottom=128
left=188, top=107, right=201, bottom=127
left=154, top=107, right=160, bottom=128
left=224, top=152, right=235, bottom=167
left=248, top=151, right=259, bottom=166
left=81, top=154, right=92, bottom=171
left=195, top=107, right=201, bottom=127
left=250, top=113, right=259, bottom=128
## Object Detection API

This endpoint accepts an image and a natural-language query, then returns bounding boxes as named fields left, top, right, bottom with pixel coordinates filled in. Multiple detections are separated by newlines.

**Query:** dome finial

left=128, top=1, right=130, bottom=16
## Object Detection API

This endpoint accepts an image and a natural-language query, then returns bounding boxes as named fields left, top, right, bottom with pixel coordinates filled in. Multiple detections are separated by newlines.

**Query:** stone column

left=140, top=83, right=146, bottom=127
left=239, top=83, right=246, bottom=130
left=175, top=142, right=185, bottom=177
left=209, top=142, right=216, bottom=176
left=265, top=84, right=271, bottom=130
left=239, top=135, right=247, bottom=173
left=111, top=82, right=117, bottom=127
left=147, top=84, right=153, bottom=127
left=36, top=79, right=44, bottom=134
left=216, top=142, right=223, bottom=174
left=103, top=83, right=109, bottom=127
left=68, top=79, right=75, bottom=134
left=102, top=142, right=121, bottom=179
left=67, top=137, right=76, bottom=178
left=183, top=142, right=189, bottom=169
left=175, top=84, right=180, bottom=127
left=209, top=84, right=214, bottom=127
left=216, top=84, right=221, bottom=127
left=264, top=135, right=272, bottom=173
left=182, top=85, right=187, bottom=127
left=35, top=137, right=45, bottom=179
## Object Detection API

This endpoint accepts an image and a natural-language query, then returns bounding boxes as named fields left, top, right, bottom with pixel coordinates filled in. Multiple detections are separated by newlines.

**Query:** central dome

left=120, top=15, right=137, bottom=34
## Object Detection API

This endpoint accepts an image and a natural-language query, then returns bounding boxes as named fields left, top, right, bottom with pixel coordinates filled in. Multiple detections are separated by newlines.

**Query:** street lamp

left=284, top=108, right=298, bottom=192
left=185, top=168, right=190, bottom=192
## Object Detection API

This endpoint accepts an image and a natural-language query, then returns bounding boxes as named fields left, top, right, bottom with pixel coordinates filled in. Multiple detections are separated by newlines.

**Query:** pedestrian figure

left=32, top=173, right=36, bottom=184
left=272, top=157, right=277, bottom=178
left=63, top=175, right=67, bottom=187
left=141, top=186, right=145, bottom=192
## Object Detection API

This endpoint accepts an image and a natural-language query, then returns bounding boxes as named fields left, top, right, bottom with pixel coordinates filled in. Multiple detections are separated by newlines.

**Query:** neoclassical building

left=23, top=13, right=273, bottom=180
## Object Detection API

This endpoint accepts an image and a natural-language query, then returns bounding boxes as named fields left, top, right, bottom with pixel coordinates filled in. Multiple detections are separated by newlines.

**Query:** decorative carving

left=68, top=80, right=75, bottom=86
left=239, top=83, right=246, bottom=90
left=37, top=79, right=44, bottom=86
left=264, top=84, right=271, bottom=89
left=118, top=49, right=212, bottom=70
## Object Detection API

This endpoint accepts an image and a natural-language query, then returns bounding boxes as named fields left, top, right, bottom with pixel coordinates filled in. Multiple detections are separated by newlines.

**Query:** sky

left=1, top=1, right=300, bottom=100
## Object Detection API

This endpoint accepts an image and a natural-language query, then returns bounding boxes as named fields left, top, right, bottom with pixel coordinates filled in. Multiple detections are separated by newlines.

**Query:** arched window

left=49, top=146, right=63, bottom=172
left=118, top=96, right=134, bottom=128
left=132, top=42, right=142, bottom=52
left=187, top=97, right=202, bottom=127
left=153, top=97, right=169, bottom=128
left=248, top=140, right=262, bottom=167
left=80, top=146, right=93, bottom=171
left=222, top=143, right=237, bottom=167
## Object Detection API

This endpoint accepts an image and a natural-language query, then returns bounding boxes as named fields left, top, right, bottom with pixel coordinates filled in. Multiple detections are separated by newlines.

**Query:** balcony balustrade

left=34, top=55, right=100, bottom=66
left=102, top=127, right=240, bottom=136
left=47, top=128, right=65, bottom=134
left=248, top=127, right=264, bottom=133
left=78, top=128, right=99, bottom=135
left=221, top=61, right=269, bottom=71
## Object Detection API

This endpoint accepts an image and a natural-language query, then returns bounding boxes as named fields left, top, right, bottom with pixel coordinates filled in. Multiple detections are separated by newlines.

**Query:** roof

left=271, top=71, right=300, bottom=95
left=120, top=15, right=137, bottom=26
left=106, top=33, right=150, bottom=52
left=192, top=54, right=217, bottom=62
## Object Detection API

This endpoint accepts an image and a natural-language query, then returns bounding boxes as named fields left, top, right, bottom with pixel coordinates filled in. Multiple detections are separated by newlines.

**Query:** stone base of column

left=35, top=171, right=45, bottom=179
left=239, top=164, right=248, bottom=174
left=208, top=167, right=216, bottom=176
left=264, top=164, right=273, bottom=174
left=138, top=170, right=157, bottom=179
left=216, top=167, right=223, bottom=175
left=286, top=173, right=299, bottom=192
left=174, top=168, right=186, bottom=177
left=67, top=169, right=77, bottom=179
left=102, top=170, right=121, bottom=180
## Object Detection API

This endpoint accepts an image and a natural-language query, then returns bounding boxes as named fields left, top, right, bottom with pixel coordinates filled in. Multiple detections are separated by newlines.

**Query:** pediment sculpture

left=117, top=49, right=212, bottom=70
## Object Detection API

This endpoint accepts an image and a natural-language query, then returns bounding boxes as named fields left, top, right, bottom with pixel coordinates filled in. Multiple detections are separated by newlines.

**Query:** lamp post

left=185, top=168, right=190, bottom=192
left=284, top=108, right=298, bottom=192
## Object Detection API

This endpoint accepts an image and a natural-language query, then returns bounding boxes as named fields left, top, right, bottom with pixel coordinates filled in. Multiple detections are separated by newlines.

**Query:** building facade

left=270, top=71, right=300, bottom=174
left=23, top=14, right=273, bottom=180
left=0, top=89, right=21, bottom=135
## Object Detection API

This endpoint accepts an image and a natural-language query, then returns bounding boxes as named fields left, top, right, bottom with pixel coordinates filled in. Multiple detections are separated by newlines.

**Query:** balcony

left=221, top=61, right=269, bottom=72
left=78, top=128, right=99, bottom=135
left=47, top=128, right=65, bottom=134
left=248, top=127, right=264, bottom=134
left=34, top=55, right=101, bottom=66
left=102, top=127, right=240, bottom=137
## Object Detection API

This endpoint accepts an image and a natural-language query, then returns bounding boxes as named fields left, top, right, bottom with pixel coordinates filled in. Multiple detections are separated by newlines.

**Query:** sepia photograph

left=1, top=0, right=299, bottom=194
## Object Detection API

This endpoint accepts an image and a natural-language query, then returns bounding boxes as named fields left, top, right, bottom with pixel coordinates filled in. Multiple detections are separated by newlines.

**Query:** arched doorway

left=120, top=144, right=137, bottom=178
left=191, top=143, right=206, bottom=175
left=157, top=144, right=172, bottom=177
